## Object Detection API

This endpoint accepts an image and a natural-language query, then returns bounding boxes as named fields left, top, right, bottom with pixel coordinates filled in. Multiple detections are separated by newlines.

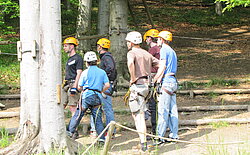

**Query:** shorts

left=128, top=84, right=149, bottom=113
left=62, top=83, right=80, bottom=106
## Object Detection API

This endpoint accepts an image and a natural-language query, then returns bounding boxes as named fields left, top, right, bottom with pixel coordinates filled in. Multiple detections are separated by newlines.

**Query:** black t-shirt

left=65, top=53, right=83, bottom=81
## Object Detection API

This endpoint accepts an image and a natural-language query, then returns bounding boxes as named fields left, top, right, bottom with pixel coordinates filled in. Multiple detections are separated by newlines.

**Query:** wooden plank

left=0, top=94, right=20, bottom=99
left=0, top=112, right=20, bottom=118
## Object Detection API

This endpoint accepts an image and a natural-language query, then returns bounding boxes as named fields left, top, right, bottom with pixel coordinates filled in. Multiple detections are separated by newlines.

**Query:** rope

left=113, top=122, right=247, bottom=145
left=82, top=123, right=111, bottom=155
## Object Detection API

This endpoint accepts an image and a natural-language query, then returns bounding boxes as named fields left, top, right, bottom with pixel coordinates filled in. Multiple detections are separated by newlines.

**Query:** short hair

left=87, top=61, right=97, bottom=66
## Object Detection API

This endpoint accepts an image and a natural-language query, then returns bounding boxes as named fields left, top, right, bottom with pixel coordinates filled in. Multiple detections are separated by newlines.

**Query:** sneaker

left=152, top=139, right=166, bottom=146
left=90, top=131, right=97, bottom=138
left=104, top=132, right=115, bottom=139
left=97, top=139, right=105, bottom=147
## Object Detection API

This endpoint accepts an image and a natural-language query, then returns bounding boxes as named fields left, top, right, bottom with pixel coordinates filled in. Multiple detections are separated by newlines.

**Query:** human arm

left=153, top=59, right=166, bottom=83
left=101, top=82, right=110, bottom=93
left=127, top=53, right=136, bottom=85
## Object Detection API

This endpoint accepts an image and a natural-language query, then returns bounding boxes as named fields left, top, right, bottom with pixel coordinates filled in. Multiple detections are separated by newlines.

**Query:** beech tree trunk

left=97, top=0, right=110, bottom=35
left=0, top=0, right=40, bottom=154
left=39, top=0, right=70, bottom=153
left=109, top=0, right=129, bottom=83
left=0, top=0, right=79, bottom=154
left=76, top=0, right=92, bottom=53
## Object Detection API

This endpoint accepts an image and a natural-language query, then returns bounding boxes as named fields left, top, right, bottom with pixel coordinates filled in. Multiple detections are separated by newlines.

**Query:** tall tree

left=109, top=0, right=129, bottom=83
left=97, top=0, right=110, bottom=35
left=0, top=0, right=79, bottom=154
left=76, top=0, right=92, bottom=53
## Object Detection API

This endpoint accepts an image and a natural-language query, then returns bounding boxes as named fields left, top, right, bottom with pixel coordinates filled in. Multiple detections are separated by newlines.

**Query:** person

left=143, top=29, right=160, bottom=136
left=125, top=31, right=159, bottom=152
left=89, top=38, right=117, bottom=138
left=62, top=37, right=83, bottom=116
left=153, top=30, right=179, bottom=145
left=67, top=51, right=110, bottom=143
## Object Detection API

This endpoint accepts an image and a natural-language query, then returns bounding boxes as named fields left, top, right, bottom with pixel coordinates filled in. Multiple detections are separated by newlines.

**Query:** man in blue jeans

left=153, top=30, right=179, bottom=145
left=89, top=38, right=117, bottom=138
left=67, top=51, right=110, bottom=143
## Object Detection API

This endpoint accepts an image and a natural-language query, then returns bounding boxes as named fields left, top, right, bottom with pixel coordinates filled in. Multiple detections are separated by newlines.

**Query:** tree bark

left=76, top=0, right=92, bottom=53
left=109, top=0, right=129, bottom=84
left=97, top=0, right=110, bottom=35
left=215, top=1, right=223, bottom=16
left=0, top=0, right=40, bottom=154
left=39, top=0, right=73, bottom=153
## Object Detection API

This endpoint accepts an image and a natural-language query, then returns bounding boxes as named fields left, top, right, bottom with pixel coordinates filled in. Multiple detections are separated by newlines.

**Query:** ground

left=1, top=17, right=250, bottom=155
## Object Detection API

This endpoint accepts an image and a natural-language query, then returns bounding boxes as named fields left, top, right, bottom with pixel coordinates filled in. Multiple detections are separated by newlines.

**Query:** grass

left=179, top=78, right=239, bottom=90
left=209, top=121, right=230, bottom=128
left=0, top=128, right=12, bottom=148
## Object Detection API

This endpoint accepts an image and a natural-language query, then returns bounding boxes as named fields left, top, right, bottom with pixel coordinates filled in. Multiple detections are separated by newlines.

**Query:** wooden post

left=102, top=121, right=115, bottom=155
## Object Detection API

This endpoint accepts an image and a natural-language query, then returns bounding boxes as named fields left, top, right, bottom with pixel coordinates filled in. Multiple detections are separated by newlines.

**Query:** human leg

left=102, top=96, right=115, bottom=128
left=148, top=96, right=157, bottom=134
left=89, top=115, right=97, bottom=138
left=67, top=108, right=84, bottom=134
left=169, top=94, right=179, bottom=139
left=91, top=106, right=105, bottom=140
left=156, top=91, right=171, bottom=140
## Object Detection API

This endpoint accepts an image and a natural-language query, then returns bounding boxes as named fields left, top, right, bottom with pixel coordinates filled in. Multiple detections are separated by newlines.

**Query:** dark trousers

left=148, top=96, right=157, bottom=134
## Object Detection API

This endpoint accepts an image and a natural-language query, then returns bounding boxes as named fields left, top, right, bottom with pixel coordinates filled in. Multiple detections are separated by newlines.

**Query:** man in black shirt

left=89, top=38, right=117, bottom=138
left=62, top=37, right=83, bottom=117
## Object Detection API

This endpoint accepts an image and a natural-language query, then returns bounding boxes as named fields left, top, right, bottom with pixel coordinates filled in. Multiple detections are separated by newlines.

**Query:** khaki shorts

left=128, top=84, right=149, bottom=113
left=61, top=83, right=80, bottom=106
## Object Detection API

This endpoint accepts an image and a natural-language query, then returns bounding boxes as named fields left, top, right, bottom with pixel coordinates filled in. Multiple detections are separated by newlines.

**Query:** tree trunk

left=109, top=0, right=129, bottom=84
left=76, top=0, right=92, bottom=53
left=39, top=0, right=75, bottom=153
left=0, top=0, right=40, bottom=154
left=215, top=1, right=222, bottom=16
left=0, top=0, right=79, bottom=154
left=97, top=0, right=110, bottom=35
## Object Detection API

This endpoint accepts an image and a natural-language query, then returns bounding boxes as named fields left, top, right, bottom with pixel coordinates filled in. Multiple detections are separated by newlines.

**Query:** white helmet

left=125, top=31, right=142, bottom=44
left=84, top=51, right=97, bottom=62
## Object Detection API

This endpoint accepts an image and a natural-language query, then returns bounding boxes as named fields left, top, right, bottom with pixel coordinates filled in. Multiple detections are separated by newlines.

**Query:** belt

left=103, top=92, right=112, bottom=96
left=162, top=87, right=176, bottom=95
left=133, top=76, right=149, bottom=85
left=84, top=88, right=101, bottom=93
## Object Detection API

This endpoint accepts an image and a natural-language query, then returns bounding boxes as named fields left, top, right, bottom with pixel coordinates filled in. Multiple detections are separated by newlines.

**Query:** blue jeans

left=90, top=85, right=116, bottom=133
left=68, top=94, right=105, bottom=140
left=157, top=82, right=179, bottom=140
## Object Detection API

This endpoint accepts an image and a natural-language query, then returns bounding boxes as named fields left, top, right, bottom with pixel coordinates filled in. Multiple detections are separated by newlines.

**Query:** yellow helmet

left=158, top=31, right=172, bottom=42
left=97, top=38, right=111, bottom=49
left=143, top=29, right=159, bottom=41
left=63, top=37, right=79, bottom=46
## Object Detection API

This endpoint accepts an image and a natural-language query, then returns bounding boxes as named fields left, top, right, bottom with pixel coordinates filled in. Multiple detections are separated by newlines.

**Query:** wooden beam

left=0, top=112, right=19, bottom=118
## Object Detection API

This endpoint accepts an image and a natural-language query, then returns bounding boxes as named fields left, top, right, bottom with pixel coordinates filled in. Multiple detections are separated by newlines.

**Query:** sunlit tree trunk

left=97, top=0, right=110, bottom=35
left=109, top=0, right=129, bottom=83
left=39, top=0, right=70, bottom=153
left=76, top=0, right=92, bottom=53
left=0, top=0, right=41, bottom=154
left=0, top=0, right=79, bottom=154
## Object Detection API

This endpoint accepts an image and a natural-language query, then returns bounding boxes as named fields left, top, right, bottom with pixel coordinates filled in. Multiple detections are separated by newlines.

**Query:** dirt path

left=1, top=24, right=250, bottom=154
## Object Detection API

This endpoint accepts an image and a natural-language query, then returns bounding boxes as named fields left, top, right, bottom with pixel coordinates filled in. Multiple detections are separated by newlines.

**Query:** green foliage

left=175, top=7, right=249, bottom=26
left=0, top=128, right=11, bottom=148
left=0, top=44, right=19, bottom=85
left=215, top=0, right=250, bottom=12
left=0, top=0, right=19, bottom=35
left=206, top=78, right=239, bottom=87
left=209, top=121, right=229, bottom=128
